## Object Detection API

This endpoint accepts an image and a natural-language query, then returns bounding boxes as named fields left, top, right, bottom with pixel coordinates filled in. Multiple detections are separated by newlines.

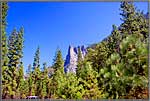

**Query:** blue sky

left=6, top=2, right=148, bottom=73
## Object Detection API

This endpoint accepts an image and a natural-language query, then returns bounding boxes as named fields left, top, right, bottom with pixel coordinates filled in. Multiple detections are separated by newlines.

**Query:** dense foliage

left=2, top=1, right=148, bottom=99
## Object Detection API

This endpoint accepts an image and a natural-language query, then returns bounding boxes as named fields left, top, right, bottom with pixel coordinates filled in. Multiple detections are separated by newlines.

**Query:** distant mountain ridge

left=64, top=45, right=87, bottom=73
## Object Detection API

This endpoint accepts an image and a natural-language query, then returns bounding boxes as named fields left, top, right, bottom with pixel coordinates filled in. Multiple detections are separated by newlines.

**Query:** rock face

left=64, top=45, right=87, bottom=73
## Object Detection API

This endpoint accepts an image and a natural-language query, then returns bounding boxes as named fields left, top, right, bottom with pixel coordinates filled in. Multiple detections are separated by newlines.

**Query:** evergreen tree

left=19, top=79, right=28, bottom=99
left=39, top=62, right=48, bottom=98
left=17, top=62, right=24, bottom=89
left=107, top=25, right=121, bottom=54
left=32, top=56, right=41, bottom=95
left=42, top=62, right=47, bottom=71
left=8, top=27, right=24, bottom=67
left=62, top=73, right=84, bottom=99
left=86, top=41, right=109, bottom=73
left=77, top=47, right=83, bottom=65
left=50, top=49, right=65, bottom=98
left=119, top=1, right=148, bottom=40
left=79, top=62, right=102, bottom=99
left=101, top=34, right=148, bottom=99
left=33, top=46, right=40, bottom=70
left=25, top=47, right=41, bottom=97
left=2, top=3, right=24, bottom=99
left=18, top=62, right=27, bottom=98
left=120, top=1, right=136, bottom=36
left=2, top=2, right=11, bottom=99
left=46, top=78, right=51, bottom=98
left=18, top=27, right=24, bottom=58
left=32, top=67, right=41, bottom=96
left=7, top=27, right=24, bottom=98
left=27, top=74, right=34, bottom=96
left=51, top=69, right=66, bottom=99
left=52, top=49, right=64, bottom=73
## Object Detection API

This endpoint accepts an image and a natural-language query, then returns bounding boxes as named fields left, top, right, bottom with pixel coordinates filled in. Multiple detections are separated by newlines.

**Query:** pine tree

left=77, top=47, right=83, bottom=65
left=32, top=46, right=41, bottom=96
left=120, top=1, right=136, bottom=35
left=86, top=41, right=109, bottom=73
left=118, top=3, right=148, bottom=98
left=2, top=3, right=24, bottom=98
left=18, top=62, right=26, bottom=98
left=33, top=46, right=40, bottom=70
left=107, top=25, right=121, bottom=54
left=46, top=78, right=52, bottom=98
left=52, top=49, right=64, bottom=72
left=42, top=62, right=47, bottom=71
left=39, top=62, right=48, bottom=98
left=96, top=2, right=148, bottom=99
left=62, top=73, right=84, bottom=99
left=50, top=49, right=65, bottom=98
left=27, top=74, right=34, bottom=96
left=17, top=27, right=24, bottom=58
left=79, top=62, right=102, bottom=99
left=8, top=27, right=24, bottom=67
left=7, top=27, right=24, bottom=98
left=32, top=68, right=41, bottom=96
left=19, top=79, right=28, bottom=99
left=17, top=62, right=24, bottom=88
left=17, top=28, right=24, bottom=98
left=103, top=34, right=148, bottom=99
left=2, top=2, right=11, bottom=99
left=119, top=1, right=148, bottom=40
left=51, top=69, right=66, bottom=99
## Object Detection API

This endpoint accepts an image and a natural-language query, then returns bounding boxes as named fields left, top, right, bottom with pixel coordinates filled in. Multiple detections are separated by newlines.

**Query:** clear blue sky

left=6, top=2, right=148, bottom=73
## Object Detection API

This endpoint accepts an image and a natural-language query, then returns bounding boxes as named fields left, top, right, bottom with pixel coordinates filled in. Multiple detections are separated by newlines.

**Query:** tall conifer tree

left=2, top=2, right=10, bottom=99
left=32, top=46, right=41, bottom=96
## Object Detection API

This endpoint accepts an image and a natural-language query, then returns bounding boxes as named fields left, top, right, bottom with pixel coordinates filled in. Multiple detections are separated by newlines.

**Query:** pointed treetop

left=43, top=62, right=47, bottom=70
left=19, top=27, right=24, bottom=33
left=13, top=27, right=17, bottom=32
left=33, top=46, right=40, bottom=70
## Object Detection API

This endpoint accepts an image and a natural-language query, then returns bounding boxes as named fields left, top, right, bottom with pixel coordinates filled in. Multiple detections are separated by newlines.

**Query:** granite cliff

left=64, top=45, right=87, bottom=73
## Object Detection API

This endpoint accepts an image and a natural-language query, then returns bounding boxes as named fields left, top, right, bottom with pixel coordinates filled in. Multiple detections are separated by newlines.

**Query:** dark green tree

left=77, top=47, right=83, bottom=65
left=76, top=47, right=84, bottom=77
left=119, top=1, right=148, bottom=40
left=120, top=1, right=136, bottom=36
left=39, top=62, right=48, bottom=98
left=27, top=73, right=34, bottom=96
left=42, top=62, right=47, bottom=71
left=52, top=49, right=64, bottom=73
left=51, top=69, right=66, bottom=99
left=33, top=46, right=40, bottom=70
left=98, top=34, right=148, bottom=99
left=7, top=27, right=24, bottom=98
left=19, top=79, right=28, bottom=99
left=2, top=2, right=11, bottom=99
left=50, top=49, right=65, bottom=98
left=107, top=25, right=121, bottom=54
left=32, top=47, right=41, bottom=96
left=86, top=41, right=109, bottom=73
left=18, top=62, right=26, bottom=98
left=79, top=62, right=103, bottom=99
